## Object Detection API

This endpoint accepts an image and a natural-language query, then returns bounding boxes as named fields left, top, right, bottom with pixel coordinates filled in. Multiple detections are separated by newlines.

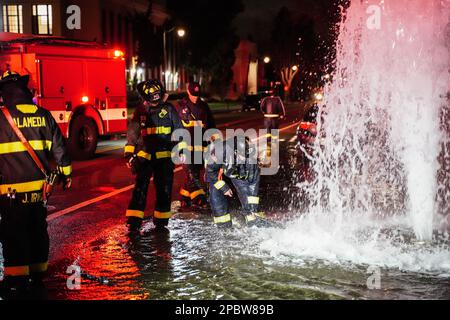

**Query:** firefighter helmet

left=0, top=70, right=30, bottom=90
left=137, top=79, right=166, bottom=103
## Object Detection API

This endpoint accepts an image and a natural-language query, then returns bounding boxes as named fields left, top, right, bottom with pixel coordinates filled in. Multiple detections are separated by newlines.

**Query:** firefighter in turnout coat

left=0, top=71, right=72, bottom=295
left=176, top=82, right=216, bottom=210
left=205, top=135, right=269, bottom=228
left=125, top=79, right=184, bottom=232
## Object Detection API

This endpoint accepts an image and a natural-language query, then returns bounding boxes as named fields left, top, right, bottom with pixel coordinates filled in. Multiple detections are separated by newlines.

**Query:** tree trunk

left=280, top=66, right=299, bottom=102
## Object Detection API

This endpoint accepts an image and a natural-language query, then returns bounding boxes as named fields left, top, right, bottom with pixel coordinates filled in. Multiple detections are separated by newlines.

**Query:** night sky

left=234, top=0, right=304, bottom=45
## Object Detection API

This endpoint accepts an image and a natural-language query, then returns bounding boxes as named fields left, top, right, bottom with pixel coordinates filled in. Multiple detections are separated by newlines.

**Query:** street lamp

left=263, top=56, right=271, bottom=64
left=163, top=27, right=186, bottom=89
left=177, top=28, right=186, bottom=38
left=292, top=65, right=298, bottom=71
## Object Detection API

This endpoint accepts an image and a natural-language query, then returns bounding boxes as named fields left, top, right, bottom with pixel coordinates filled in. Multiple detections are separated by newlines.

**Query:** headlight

left=314, top=93, right=324, bottom=101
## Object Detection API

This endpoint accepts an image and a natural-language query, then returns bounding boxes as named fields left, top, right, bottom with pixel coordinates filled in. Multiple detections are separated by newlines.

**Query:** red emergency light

left=114, top=50, right=125, bottom=59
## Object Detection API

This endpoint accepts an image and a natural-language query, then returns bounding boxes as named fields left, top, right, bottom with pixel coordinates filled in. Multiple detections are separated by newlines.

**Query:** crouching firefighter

left=205, top=135, right=269, bottom=228
left=177, top=82, right=216, bottom=210
left=125, top=79, right=184, bottom=232
left=0, top=71, right=72, bottom=294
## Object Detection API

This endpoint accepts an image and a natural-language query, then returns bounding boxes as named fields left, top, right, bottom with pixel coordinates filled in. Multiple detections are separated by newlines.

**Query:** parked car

left=296, top=103, right=320, bottom=161
left=241, top=90, right=273, bottom=112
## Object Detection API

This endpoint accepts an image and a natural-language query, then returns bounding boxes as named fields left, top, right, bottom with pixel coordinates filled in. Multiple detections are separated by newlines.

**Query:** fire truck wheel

left=68, top=115, right=99, bottom=160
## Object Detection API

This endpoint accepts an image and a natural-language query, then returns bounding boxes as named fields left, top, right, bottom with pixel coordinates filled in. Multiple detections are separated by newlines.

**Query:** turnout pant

left=126, top=159, right=174, bottom=226
left=208, top=176, right=263, bottom=228
left=264, top=117, right=280, bottom=157
left=180, top=163, right=206, bottom=205
left=264, top=117, right=280, bottom=132
left=0, top=196, right=49, bottom=278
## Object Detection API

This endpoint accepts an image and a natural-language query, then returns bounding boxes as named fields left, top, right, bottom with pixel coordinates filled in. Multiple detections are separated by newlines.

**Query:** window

left=32, top=5, right=53, bottom=35
left=1, top=5, right=24, bottom=33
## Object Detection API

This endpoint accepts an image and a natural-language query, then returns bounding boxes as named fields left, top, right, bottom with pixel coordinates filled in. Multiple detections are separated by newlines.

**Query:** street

left=41, top=102, right=450, bottom=300
left=44, top=103, right=310, bottom=300
left=1, top=0, right=449, bottom=308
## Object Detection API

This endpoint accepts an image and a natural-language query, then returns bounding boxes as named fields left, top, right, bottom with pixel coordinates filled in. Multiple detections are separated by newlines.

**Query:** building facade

left=228, top=39, right=261, bottom=100
left=0, top=0, right=186, bottom=91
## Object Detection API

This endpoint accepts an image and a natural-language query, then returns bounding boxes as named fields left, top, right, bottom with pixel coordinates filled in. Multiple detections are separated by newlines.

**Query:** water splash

left=311, top=0, right=449, bottom=240
left=258, top=0, right=450, bottom=275
left=255, top=216, right=450, bottom=274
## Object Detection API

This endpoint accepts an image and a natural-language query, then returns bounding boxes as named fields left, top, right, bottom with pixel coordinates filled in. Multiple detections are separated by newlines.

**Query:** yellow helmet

left=137, top=79, right=166, bottom=103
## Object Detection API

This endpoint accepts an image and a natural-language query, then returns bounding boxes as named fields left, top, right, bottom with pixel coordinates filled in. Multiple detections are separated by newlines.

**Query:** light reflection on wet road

left=39, top=105, right=450, bottom=300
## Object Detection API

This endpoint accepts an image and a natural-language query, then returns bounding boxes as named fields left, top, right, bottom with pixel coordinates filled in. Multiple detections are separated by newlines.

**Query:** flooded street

left=1, top=0, right=449, bottom=308
left=44, top=142, right=450, bottom=300
left=46, top=217, right=450, bottom=300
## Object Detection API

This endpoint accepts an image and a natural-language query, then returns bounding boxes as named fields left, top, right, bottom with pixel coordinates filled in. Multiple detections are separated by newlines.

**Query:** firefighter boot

left=179, top=197, right=192, bottom=212
left=192, top=194, right=208, bottom=210
left=213, top=213, right=233, bottom=229
left=245, top=213, right=273, bottom=228
left=153, top=217, right=169, bottom=231
left=126, top=216, right=143, bottom=233
left=217, top=220, right=233, bottom=229
left=0, top=276, right=32, bottom=300
left=29, top=273, right=48, bottom=300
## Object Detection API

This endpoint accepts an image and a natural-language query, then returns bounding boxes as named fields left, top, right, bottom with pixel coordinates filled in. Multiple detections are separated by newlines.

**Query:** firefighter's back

left=0, top=104, right=57, bottom=194
left=0, top=70, right=72, bottom=296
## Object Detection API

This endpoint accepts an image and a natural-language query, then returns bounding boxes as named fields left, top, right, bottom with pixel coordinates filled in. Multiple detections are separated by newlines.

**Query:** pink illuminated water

left=257, top=0, right=450, bottom=275
left=313, top=0, right=450, bottom=240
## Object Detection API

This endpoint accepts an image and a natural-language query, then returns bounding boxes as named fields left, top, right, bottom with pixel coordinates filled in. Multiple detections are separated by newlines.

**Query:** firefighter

left=260, top=92, right=286, bottom=130
left=205, top=135, right=269, bottom=228
left=125, top=79, right=184, bottom=232
left=260, top=92, right=286, bottom=160
left=177, top=82, right=216, bottom=210
left=0, top=71, right=72, bottom=295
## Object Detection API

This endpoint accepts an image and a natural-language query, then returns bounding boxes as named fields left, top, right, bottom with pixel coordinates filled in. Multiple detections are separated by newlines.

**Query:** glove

left=55, top=166, right=72, bottom=191
left=126, top=154, right=137, bottom=173
left=62, top=176, right=72, bottom=190
left=126, top=154, right=144, bottom=175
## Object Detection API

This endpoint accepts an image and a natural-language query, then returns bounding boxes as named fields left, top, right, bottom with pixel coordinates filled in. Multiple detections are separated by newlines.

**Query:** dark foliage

left=133, top=1, right=164, bottom=69
left=166, top=0, right=244, bottom=98
left=269, top=0, right=350, bottom=100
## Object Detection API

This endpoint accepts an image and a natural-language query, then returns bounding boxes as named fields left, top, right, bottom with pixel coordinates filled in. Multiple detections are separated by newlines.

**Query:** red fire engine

left=0, top=33, right=128, bottom=160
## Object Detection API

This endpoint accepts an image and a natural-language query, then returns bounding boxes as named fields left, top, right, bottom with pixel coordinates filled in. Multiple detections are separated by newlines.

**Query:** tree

left=280, top=66, right=299, bottom=100
left=269, top=1, right=349, bottom=101
left=132, top=1, right=163, bottom=71
left=270, top=7, right=299, bottom=101
left=166, top=0, right=244, bottom=99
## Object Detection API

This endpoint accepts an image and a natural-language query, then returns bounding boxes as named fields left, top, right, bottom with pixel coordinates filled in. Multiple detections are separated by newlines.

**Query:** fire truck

left=0, top=33, right=128, bottom=160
